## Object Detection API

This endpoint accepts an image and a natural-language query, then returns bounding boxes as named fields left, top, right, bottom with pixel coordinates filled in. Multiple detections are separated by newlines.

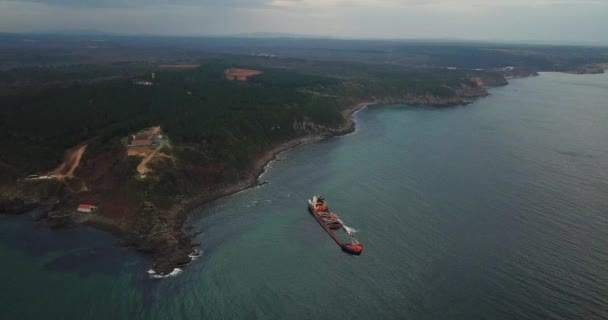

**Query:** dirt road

left=136, top=141, right=171, bottom=175
left=47, top=144, right=88, bottom=179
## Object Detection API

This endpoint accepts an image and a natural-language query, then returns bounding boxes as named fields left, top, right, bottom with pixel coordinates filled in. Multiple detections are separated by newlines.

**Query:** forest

left=1, top=38, right=604, bottom=208
left=0, top=55, right=487, bottom=186
left=0, top=62, right=333, bottom=181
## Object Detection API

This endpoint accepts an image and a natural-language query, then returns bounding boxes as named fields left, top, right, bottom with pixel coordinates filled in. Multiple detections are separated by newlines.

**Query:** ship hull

left=308, top=199, right=363, bottom=255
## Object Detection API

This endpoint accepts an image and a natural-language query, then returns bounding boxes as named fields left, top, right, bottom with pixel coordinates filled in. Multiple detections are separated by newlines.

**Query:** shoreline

left=135, top=101, right=377, bottom=275
left=173, top=101, right=375, bottom=227
left=164, top=92, right=503, bottom=273
left=83, top=96, right=479, bottom=275
left=2, top=65, right=604, bottom=275
left=255, top=101, right=374, bottom=180
left=0, top=95, right=486, bottom=276
left=2, top=90, right=494, bottom=276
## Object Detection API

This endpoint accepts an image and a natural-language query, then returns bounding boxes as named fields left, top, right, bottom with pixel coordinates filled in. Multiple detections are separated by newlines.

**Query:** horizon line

left=1, top=31, right=607, bottom=48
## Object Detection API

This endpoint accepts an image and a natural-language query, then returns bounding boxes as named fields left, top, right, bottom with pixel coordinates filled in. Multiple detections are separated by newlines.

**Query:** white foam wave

left=338, top=219, right=358, bottom=234
left=147, top=268, right=183, bottom=279
left=189, top=249, right=202, bottom=261
left=255, top=182, right=270, bottom=189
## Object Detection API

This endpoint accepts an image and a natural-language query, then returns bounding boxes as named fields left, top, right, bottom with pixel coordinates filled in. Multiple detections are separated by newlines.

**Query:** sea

left=1, top=72, right=607, bottom=320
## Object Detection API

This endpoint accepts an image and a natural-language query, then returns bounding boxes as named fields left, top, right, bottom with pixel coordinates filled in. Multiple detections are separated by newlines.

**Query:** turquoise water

left=2, top=72, right=608, bottom=319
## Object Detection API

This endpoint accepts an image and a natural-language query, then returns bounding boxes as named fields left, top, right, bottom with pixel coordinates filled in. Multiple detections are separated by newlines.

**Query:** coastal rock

left=41, top=213, right=77, bottom=228
left=152, top=241, right=193, bottom=275
left=569, top=65, right=605, bottom=75
left=451, top=83, right=489, bottom=98
left=293, top=119, right=331, bottom=135
left=0, top=197, right=38, bottom=215
left=123, top=201, right=195, bottom=275
left=372, top=93, right=476, bottom=107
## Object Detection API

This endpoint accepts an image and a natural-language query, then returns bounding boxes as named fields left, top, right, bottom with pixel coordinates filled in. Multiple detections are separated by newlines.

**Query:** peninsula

left=1, top=35, right=606, bottom=274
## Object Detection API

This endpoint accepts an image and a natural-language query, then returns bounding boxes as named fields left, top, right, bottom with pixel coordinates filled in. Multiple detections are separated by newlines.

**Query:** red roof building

left=130, top=139, right=153, bottom=146
left=77, top=204, right=97, bottom=213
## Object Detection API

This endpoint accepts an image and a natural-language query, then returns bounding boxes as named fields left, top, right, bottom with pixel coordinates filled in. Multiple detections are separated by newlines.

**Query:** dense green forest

left=1, top=56, right=488, bottom=187
left=0, top=61, right=347, bottom=184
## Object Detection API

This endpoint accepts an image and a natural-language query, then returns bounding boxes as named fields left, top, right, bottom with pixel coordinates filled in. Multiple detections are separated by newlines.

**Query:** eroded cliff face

left=293, top=119, right=333, bottom=135
left=122, top=201, right=194, bottom=275
left=0, top=179, right=68, bottom=215
left=374, top=82, right=490, bottom=106
left=569, top=65, right=606, bottom=75
left=470, top=67, right=542, bottom=85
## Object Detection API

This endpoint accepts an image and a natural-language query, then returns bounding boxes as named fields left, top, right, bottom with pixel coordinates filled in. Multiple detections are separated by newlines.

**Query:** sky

left=0, top=0, right=606, bottom=44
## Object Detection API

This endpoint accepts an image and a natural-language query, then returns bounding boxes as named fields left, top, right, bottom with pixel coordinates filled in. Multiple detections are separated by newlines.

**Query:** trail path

left=137, top=143, right=165, bottom=175
left=48, top=144, right=88, bottom=179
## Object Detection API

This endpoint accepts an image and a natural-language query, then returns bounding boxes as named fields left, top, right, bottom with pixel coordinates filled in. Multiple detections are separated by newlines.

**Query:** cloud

left=0, top=0, right=606, bottom=44
left=8, top=0, right=608, bottom=11
left=9, top=0, right=270, bottom=8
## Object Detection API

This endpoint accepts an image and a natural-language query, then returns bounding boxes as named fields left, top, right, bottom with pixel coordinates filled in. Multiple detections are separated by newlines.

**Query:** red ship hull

left=308, top=197, right=363, bottom=255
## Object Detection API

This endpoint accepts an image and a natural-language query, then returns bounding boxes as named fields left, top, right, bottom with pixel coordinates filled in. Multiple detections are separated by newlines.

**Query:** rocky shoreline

left=0, top=82, right=493, bottom=276
left=0, top=197, right=39, bottom=215
left=567, top=64, right=608, bottom=75
left=133, top=101, right=374, bottom=275
left=136, top=91, right=491, bottom=275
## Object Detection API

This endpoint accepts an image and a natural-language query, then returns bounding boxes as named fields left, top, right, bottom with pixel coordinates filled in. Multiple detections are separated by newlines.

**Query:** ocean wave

left=338, top=219, right=358, bottom=234
left=147, top=268, right=183, bottom=279
left=189, top=249, right=202, bottom=261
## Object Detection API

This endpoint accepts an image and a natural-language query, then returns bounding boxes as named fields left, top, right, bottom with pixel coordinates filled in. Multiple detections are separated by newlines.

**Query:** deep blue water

left=1, top=72, right=607, bottom=319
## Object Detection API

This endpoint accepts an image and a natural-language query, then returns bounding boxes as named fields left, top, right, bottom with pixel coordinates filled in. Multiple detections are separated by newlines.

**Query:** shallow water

left=1, top=72, right=608, bottom=319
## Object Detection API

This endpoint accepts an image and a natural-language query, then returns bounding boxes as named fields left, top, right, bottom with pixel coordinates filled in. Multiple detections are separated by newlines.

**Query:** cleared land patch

left=126, top=126, right=171, bottom=175
left=127, top=146, right=151, bottom=157
left=225, top=68, right=263, bottom=81
left=158, top=64, right=200, bottom=69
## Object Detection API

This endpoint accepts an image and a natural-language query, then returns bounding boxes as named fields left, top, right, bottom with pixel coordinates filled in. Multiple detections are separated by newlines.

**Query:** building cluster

left=127, top=133, right=164, bottom=147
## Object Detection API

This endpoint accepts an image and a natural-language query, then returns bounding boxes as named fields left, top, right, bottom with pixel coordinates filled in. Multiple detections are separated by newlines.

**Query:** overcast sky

left=0, top=0, right=606, bottom=44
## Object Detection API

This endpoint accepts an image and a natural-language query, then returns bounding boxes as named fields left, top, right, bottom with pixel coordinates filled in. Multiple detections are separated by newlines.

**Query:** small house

left=77, top=204, right=97, bottom=213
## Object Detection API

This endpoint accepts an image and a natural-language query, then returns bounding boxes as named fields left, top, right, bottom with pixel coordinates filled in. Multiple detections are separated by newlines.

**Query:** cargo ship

left=308, top=196, right=363, bottom=255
